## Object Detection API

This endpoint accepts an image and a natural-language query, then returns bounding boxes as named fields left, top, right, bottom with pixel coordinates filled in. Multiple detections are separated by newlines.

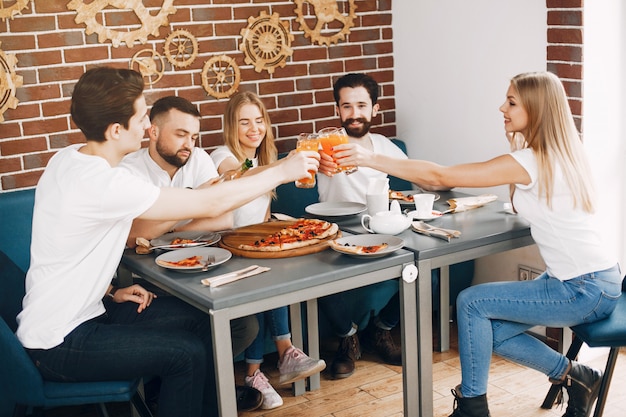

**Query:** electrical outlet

left=519, top=264, right=543, bottom=281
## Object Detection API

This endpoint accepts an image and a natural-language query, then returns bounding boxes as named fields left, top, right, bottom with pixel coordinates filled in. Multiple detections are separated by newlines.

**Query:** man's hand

left=109, top=284, right=157, bottom=313
left=318, top=150, right=337, bottom=177
left=331, top=143, right=375, bottom=171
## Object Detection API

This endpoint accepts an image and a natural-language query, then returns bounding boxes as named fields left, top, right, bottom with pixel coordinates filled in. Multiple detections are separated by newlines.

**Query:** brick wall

left=0, top=0, right=395, bottom=191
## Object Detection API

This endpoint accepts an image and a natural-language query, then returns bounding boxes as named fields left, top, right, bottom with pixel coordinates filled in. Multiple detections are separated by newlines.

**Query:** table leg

left=288, top=302, right=306, bottom=396
left=306, top=299, right=321, bottom=390
left=400, top=263, right=419, bottom=417
left=210, top=310, right=237, bottom=417
left=438, top=265, right=450, bottom=352
left=416, top=259, right=434, bottom=417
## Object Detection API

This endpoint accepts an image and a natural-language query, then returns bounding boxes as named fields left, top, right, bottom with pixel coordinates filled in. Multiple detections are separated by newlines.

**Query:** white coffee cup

left=413, top=193, right=436, bottom=218
left=366, top=192, right=389, bottom=215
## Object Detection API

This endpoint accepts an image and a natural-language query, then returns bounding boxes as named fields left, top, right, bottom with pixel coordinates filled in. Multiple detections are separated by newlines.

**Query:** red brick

left=293, top=47, right=327, bottom=62
left=201, top=132, right=226, bottom=148
left=8, top=15, right=55, bottom=32
left=547, top=62, right=583, bottom=80
left=2, top=102, right=39, bottom=122
left=39, top=66, right=85, bottom=84
left=277, top=122, right=315, bottom=140
left=0, top=122, right=21, bottom=139
left=310, top=61, right=344, bottom=75
left=50, top=132, right=86, bottom=149
left=567, top=98, right=582, bottom=116
left=375, top=125, right=396, bottom=138
left=16, top=50, right=62, bottom=67
left=561, top=80, right=582, bottom=98
left=547, top=10, right=582, bottom=26
left=24, top=151, right=55, bottom=170
left=0, top=137, right=48, bottom=156
left=296, top=76, right=333, bottom=92
left=547, top=45, right=582, bottom=62
left=301, top=104, right=336, bottom=121
left=362, top=14, right=392, bottom=27
left=65, top=45, right=110, bottom=63
left=278, top=92, right=313, bottom=108
left=23, top=117, right=68, bottom=137
left=16, top=84, right=62, bottom=103
left=329, top=44, right=361, bottom=60
left=193, top=6, right=232, bottom=21
left=382, top=27, right=393, bottom=40
left=268, top=108, right=299, bottom=124
left=378, top=55, right=394, bottom=69
left=38, top=31, right=84, bottom=49
left=184, top=23, right=215, bottom=37
left=363, top=41, right=393, bottom=56
left=233, top=6, right=269, bottom=21
left=547, top=0, right=583, bottom=8
left=215, top=21, right=248, bottom=37
left=198, top=38, right=238, bottom=53
left=0, top=157, right=21, bottom=173
left=0, top=34, right=36, bottom=50
left=346, top=57, right=377, bottom=72
left=1, top=170, right=43, bottom=189
left=35, top=1, right=68, bottom=13
left=348, top=28, right=381, bottom=43
left=547, top=28, right=583, bottom=44
left=42, top=99, right=71, bottom=117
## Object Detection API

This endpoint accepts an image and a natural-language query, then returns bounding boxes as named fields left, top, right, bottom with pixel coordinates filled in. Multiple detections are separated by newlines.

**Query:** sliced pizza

left=329, top=240, right=389, bottom=255
left=156, top=255, right=203, bottom=267
left=389, top=190, right=414, bottom=202
left=237, top=219, right=338, bottom=252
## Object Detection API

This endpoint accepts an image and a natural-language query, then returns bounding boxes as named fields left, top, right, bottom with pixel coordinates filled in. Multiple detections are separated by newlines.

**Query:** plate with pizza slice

left=150, top=231, right=221, bottom=250
left=389, top=190, right=440, bottom=207
left=328, top=234, right=405, bottom=258
left=155, top=247, right=232, bottom=272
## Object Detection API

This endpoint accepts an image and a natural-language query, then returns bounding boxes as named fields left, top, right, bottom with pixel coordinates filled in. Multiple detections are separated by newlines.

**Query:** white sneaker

left=278, top=346, right=326, bottom=385
left=244, top=369, right=283, bottom=410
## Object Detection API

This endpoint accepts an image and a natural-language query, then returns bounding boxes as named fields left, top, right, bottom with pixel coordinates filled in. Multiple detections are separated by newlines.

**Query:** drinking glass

left=318, top=127, right=358, bottom=174
left=295, top=133, right=319, bottom=188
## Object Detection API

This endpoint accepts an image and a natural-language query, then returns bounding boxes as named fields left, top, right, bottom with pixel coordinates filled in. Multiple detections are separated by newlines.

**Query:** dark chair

left=389, top=138, right=413, bottom=191
left=541, top=277, right=626, bottom=417
left=0, top=251, right=153, bottom=417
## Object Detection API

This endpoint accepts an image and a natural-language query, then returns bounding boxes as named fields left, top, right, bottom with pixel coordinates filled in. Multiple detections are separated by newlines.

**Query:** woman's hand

left=279, top=150, right=320, bottom=182
left=110, top=284, right=157, bottom=313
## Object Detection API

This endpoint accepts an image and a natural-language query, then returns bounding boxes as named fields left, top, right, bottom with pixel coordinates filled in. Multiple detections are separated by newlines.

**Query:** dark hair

left=70, top=67, right=144, bottom=142
left=333, top=73, right=379, bottom=105
left=150, top=95, right=201, bottom=122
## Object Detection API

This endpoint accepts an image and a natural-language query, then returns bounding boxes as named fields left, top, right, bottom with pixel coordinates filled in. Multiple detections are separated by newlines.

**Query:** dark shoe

left=361, top=325, right=402, bottom=365
left=330, top=334, right=361, bottom=379
left=449, top=386, right=490, bottom=417
left=236, top=384, right=263, bottom=412
left=559, top=361, right=602, bottom=417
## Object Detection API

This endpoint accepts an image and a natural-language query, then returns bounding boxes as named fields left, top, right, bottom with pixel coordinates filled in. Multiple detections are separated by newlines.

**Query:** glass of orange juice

left=295, top=133, right=319, bottom=188
left=318, top=127, right=358, bottom=174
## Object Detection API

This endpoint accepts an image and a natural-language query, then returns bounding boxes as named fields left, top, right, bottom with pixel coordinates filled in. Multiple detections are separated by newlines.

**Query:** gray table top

left=121, top=242, right=414, bottom=311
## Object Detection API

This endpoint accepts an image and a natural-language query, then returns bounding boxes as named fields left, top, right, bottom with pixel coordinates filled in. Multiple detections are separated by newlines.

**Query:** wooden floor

left=45, top=324, right=626, bottom=417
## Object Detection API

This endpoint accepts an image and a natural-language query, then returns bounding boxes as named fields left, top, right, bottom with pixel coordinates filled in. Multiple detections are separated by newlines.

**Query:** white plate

left=328, top=234, right=404, bottom=258
left=390, top=190, right=440, bottom=206
left=407, top=210, right=443, bottom=221
left=305, top=202, right=367, bottom=217
left=150, top=231, right=221, bottom=250
left=155, top=247, right=232, bottom=272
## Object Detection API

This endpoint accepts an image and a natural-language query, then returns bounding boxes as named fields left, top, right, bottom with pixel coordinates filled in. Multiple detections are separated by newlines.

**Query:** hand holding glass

left=318, top=127, right=358, bottom=174
left=295, top=134, right=319, bottom=188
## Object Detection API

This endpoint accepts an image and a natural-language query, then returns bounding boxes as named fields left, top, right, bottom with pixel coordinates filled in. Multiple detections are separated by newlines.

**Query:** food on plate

left=157, top=255, right=203, bottom=268
left=170, top=237, right=196, bottom=246
left=238, top=219, right=338, bottom=252
left=389, top=190, right=413, bottom=202
left=329, top=240, right=389, bottom=254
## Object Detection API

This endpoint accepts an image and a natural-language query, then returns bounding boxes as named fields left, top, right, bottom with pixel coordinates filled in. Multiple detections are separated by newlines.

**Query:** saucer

left=407, top=210, right=443, bottom=221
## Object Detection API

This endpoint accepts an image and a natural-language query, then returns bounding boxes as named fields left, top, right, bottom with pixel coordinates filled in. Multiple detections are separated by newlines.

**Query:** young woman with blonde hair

left=332, top=71, right=621, bottom=417
left=212, top=91, right=325, bottom=410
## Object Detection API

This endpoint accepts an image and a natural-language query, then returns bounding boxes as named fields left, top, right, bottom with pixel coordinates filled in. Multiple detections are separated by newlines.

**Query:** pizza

left=238, top=219, right=338, bottom=252
left=389, top=190, right=413, bottom=202
left=329, top=240, right=389, bottom=255
left=156, top=255, right=203, bottom=268
left=170, top=237, right=195, bottom=246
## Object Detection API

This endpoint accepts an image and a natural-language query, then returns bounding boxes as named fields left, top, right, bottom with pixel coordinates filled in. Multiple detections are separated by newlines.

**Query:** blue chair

left=0, top=251, right=153, bottom=417
left=541, top=277, right=626, bottom=417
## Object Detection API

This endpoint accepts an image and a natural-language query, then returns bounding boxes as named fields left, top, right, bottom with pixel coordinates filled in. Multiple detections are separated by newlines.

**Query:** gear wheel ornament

left=201, top=55, right=241, bottom=99
left=0, top=42, right=23, bottom=123
left=239, top=11, right=294, bottom=74
left=130, top=49, right=165, bottom=86
left=293, top=0, right=357, bottom=46
left=164, top=29, right=198, bottom=68
left=0, top=0, right=30, bottom=21
left=67, top=0, right=176, bottom=48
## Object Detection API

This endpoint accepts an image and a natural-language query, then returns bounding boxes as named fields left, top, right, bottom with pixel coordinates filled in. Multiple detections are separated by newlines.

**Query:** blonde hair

left=222, top=91, right=277, bottom=167
left=510, top=72, right=595, bottom=212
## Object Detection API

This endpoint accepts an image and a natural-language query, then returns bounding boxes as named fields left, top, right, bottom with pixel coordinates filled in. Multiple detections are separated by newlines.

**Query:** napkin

left=201, top=265, right=270, bottom=287
left=411, top=221, right=461, bottom=242
left=446, top=194, right=498, bottom=213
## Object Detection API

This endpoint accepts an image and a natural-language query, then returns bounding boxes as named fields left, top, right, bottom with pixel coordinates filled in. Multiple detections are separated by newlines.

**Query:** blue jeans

left=456, top=264, right=622, bottom=398
left=245, top=307, right=290, bottom=363
left=27, top=296, right=215, bottom=417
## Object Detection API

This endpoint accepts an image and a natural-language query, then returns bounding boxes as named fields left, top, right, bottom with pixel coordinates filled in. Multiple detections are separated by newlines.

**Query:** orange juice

left=318, top=127, right=357, bottom=174
left=295, top=134, right=319, bottom=188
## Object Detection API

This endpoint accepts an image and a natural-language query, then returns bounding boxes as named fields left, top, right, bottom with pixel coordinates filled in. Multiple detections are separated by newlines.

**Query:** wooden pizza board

left=218, top=220, right=340, bottom=259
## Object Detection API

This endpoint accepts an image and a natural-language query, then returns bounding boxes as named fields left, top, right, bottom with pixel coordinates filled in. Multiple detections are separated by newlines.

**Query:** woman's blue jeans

left=245, top=307, right=290, bottom=364
left=27, top=296, right=215, bottom=417
left=456, top=264, right=621, bottom=398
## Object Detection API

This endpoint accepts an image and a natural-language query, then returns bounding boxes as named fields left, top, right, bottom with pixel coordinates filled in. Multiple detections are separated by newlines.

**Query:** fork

left=202, top=255, right=216, bottom=271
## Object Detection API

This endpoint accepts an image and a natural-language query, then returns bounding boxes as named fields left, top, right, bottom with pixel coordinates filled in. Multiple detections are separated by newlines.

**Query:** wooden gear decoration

left=0, top=42, right=23, bottom=123
left=0, top=0, right=30, bottom=21
left=293, top=0, right=357, bottom=46
left=164, top=29, right=199, bottom=68
left=130, top=49, right=165, bottom=86
left=67, top=0, right=176, bottom=48
left=201, top=55, right=241, bottom=99
left=239, top=11, right=294, bottom=74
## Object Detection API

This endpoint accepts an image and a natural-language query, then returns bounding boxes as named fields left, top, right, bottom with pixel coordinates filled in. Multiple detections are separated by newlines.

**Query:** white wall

left=392, top=1, right=626, bottom=282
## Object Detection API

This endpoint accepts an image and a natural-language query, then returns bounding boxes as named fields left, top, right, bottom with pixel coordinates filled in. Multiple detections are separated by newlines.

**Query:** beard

left=341, top=117, right=372, bottom=138
left=156, top=142, right=190, bottom=168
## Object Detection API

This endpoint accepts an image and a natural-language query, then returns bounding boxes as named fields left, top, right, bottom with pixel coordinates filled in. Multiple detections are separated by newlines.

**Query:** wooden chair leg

left=541, top=335, right=584, bottom=409
left=592, top=347, right=619, bottom=417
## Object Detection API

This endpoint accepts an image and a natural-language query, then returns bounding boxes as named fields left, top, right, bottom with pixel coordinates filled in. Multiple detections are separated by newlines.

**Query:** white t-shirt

left=119, top=147, right=218, bottom=188
left=510, top=148, right=615, bottom=280
left=17, top=144, right=160, bottom=349
left=211, top=146, right=270, bottom=227
left=317, top=133, right=408, bottom=204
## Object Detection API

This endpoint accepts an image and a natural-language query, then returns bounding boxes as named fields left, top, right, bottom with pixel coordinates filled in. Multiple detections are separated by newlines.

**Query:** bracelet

left=107, top=286, right=119, bottom=299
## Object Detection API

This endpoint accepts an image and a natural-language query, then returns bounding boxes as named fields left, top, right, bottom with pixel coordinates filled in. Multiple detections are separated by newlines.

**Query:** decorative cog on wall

left=0, top=42, right=24, bottom=123
left=164, top=29, right=198, bottom=68
left=293, top=0, right=357, bottom=46
left=67, top=0, right=176, bottom=48
left=130, top=49, right=165, bottom=86
left=0, top=0, right=30, bottom=21
left=239, top=11, right=294, bottom=74
left=201, top=55, right=241, bottom=99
